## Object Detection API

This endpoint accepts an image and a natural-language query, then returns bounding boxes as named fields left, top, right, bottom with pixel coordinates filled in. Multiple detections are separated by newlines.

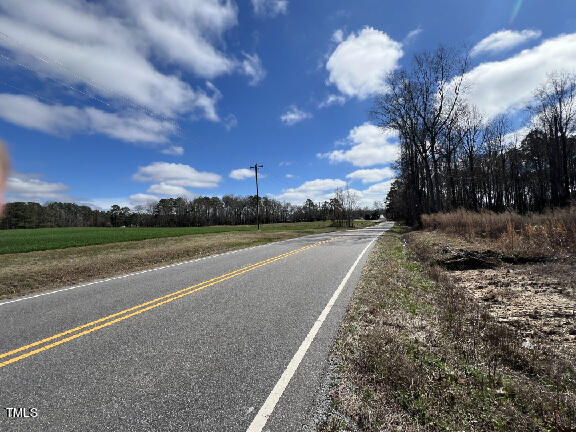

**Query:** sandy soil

left=452, top=260, right=576, bottom=361
left=410, top=231, right=576, bottom=364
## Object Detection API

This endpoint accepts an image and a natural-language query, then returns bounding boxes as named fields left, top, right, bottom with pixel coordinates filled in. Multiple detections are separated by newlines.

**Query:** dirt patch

left=452, top=260, right=576, bottom=362
left=410, top=229, right=576, bottom=371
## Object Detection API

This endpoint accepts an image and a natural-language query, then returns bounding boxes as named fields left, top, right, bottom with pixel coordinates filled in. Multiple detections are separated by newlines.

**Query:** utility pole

left=250, top=163, right=263, bottom=230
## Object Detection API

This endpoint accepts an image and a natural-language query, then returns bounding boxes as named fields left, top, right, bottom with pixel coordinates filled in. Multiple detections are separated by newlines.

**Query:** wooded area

left=376, top=47, right=576, bottom=224
left=0, top=192, right=382, bottom=230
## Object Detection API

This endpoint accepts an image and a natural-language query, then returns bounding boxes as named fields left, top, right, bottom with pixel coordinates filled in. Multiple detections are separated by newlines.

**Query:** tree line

left=0, top=193, right=382, bottom=230
left=374, top=47, right=576, bottom=224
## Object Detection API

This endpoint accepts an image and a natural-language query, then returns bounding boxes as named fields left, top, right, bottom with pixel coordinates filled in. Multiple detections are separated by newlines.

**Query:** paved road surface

left=0, top=223, right=390, bottom=431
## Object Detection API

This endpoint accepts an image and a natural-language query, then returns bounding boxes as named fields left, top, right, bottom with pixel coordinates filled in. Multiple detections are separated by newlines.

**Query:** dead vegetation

left=0, top=227, right=341, bottom=299
left=411, top=228, right=576, bottom=366
left=318, top=225, right=576, bottom=432
left=421, top=208, right=576, bottom=256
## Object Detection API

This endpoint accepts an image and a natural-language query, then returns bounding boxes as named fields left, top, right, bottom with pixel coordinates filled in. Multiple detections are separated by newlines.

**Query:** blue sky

left=1, top=0, right=575, bottom=209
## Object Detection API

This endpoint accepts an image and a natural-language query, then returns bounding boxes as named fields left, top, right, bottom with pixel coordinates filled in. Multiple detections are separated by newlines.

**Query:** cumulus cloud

left=161, top=146, right=184, bottom=156
left=359, top=180, right=394, bottom=199
left=471, top=29, right=542, bottom=57
left=252, top=0, right=288, bottom=17
left=348, top=180, right=395, bottom=207
left=0, top=93, right=175, bottom=143
left=503, top=124, right=532, bottom=145
left=319, top=123, right=399, bottom=167
left=326, top=27, right=403, bottom=99
left=276, top=177, right=394, bottom=205
left=82, top=197, right=130, bottom=210
left=129, top=193, right=160, bottom=206
left=5, top=172, right=71, bottom=202
left=229, top=168, right=254, bottom=180
left=241, top=52, right=267, bottom=86
left=332, top=29, right=345, bottom=43
left=276, top=178, right=346, bottom=202
left=133, top=162, right=221, bottom=189
left=462, top=33, right=576, bottom=120
left=346, top=167, right=395, bottom=184
left=280, top=106, right=312, bottom=126
left=146, top=182, right=193, bottom=198
left=318, top=94, right=346, bottom=108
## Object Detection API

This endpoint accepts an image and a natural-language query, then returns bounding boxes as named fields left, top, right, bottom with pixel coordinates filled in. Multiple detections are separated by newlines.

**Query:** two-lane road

left=0, top=223, right=390, bottom=431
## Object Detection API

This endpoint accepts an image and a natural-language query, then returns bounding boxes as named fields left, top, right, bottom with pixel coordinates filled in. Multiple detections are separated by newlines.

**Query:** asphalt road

left=0, top=222, right=391, bottom=431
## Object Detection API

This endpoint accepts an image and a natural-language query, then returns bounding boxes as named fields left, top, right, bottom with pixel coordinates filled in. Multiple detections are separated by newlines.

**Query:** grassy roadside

left=319, top=224, right=576, bottom=432
left=0, top=221, right=355, bottom=254
left=0, top=221, right=377, bottom=300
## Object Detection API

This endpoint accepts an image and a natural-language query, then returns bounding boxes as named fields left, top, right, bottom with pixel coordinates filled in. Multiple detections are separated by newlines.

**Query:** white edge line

left=0, top=235, right=307, bottom=307
left=0, top=225, right=383, bottom=308
left=246, top=233, right=381, bottom=432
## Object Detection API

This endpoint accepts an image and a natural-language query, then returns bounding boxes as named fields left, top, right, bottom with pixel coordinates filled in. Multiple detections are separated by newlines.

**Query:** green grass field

left=0, top=221, right=366, bottom=254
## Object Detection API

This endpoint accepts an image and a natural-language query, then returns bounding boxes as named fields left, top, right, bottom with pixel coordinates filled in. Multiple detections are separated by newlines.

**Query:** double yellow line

left=0, top=237, right=337, bottom=369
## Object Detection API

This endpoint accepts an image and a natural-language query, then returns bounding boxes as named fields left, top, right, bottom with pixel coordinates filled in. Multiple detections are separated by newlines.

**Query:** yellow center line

left=0, top=244, right=310, bottom=360
left=0, top=236, right=340, bottom=369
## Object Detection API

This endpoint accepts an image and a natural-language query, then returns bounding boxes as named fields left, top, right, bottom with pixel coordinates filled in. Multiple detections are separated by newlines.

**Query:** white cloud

left=281, top=106, right=312, bottom=126
left=133, top=162, right=221, bottom=189
left=128, top=0, right=237, bottom=79
left=84, top=107, right=176, bottom=143
left=462, top=33, right=576, bottom=120
left=503, top=124, right=532, bottom=146
left=319, top=123, right=399, bottom=167
left=275, top=177, right=394, bottom=205
left=129, top=193, right=160, bottom=206
left=279, top=161, right=292, bottom=166
left=229, top=168, right=254, bottom=180
left=0, top=93, right=175, bottom=143
left=346, top=167, right=395, bottom=184
left=285, top=174, right=294, bottom=178
left=223, top=114, right=238, bottom=131
left=194, top=82, right=222, bottom=122
left=252, top=0, right=288, bottom=17
left=85, top=197, right=131, bottom=210
left=161, top=146, right=184, bottom=156
left=5, top=172, right=71, bottom=202
left=0, top=0, right=248, bottom=119
left=355, top=180, right=394, bottom=206
left=332, top=29, right=345, bottom=43
left=318, top=94, right=346, bottom=108
left=404, top=27, right=422, bottom=43
left=471, top=29, right=542, bottom=57
left=147, top=182, right=193, bottom=197
left=241, top=52, right=267, bottom=86
left=326, top=27, right=403, bottom=99
left=277, top=178, right=346, bottom=202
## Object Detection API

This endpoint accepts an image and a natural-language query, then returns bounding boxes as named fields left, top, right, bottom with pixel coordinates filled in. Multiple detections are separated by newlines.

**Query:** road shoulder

left=316, top=224, right=576, bottom=431
left=0, top=224, right=376, bottom=301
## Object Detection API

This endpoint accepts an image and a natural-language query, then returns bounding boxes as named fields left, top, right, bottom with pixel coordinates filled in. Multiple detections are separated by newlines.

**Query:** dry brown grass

left=421, top=208, right=576, bottom=254
left=0, top=227, right=341, bottom=299
left=319, top=225, right=576, bottom=432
